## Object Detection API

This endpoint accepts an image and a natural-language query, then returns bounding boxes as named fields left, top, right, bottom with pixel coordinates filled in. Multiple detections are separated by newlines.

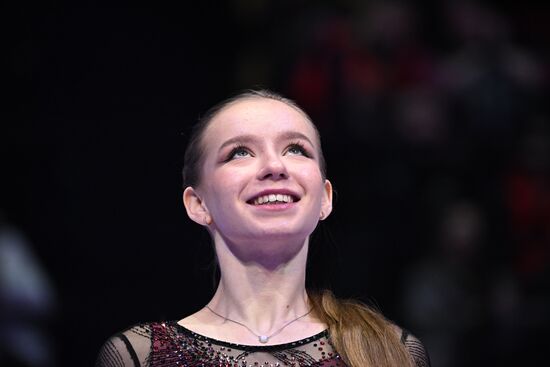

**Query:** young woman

left=96, top=90, right=430, bottom=367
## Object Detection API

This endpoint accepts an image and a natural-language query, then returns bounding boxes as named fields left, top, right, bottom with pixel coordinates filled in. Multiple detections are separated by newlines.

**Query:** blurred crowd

left=0, top=213, right=56, bottom=367
left=230, top=1, right=549, bottom=365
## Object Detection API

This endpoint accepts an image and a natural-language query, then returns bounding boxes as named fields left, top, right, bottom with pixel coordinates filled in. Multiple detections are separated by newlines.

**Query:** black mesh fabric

left=96, top=321, right=430, bottom=367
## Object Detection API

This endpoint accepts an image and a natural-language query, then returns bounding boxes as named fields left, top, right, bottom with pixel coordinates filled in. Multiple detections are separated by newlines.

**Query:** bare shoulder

left=95, top=324, right=154, bottom=367
left=390, top=324, right=431, bottom=367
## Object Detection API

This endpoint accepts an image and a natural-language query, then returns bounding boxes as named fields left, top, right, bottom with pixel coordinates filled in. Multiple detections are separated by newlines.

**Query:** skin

left=180, top=97, right=333, bottom=345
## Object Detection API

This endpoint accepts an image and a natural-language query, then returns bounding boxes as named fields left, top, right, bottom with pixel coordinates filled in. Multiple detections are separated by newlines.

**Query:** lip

left=246, top=189, right=301, bottom=205
left=249, top=201, right=297, bottom=211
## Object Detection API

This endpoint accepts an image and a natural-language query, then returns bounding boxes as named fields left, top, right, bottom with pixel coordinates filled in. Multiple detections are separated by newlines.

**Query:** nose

left=257, top=151, right=289, bottom=181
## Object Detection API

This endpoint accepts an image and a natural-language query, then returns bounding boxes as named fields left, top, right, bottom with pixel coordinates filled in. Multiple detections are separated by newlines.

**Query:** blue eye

left=227, top=146, right=252, bottom=160
left=233, top=149, right=249, bottom=157
left=286, top=143, right=310, bottom=157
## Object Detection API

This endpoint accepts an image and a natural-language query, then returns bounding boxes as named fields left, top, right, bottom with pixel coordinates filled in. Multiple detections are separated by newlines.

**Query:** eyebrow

left=218, top=131, right=315, bottom=152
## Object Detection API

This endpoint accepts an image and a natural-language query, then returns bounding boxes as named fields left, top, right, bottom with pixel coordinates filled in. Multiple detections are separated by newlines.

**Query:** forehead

left=203, top=98, right=318, bottom=146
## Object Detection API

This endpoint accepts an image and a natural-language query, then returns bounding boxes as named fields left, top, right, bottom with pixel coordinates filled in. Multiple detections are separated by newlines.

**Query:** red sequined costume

left=96, top=321, right=430, bottom=367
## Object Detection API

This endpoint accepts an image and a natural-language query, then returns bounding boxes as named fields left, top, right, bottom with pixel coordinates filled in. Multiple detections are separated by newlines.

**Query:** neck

left=207, top=233, right=311, bottom=334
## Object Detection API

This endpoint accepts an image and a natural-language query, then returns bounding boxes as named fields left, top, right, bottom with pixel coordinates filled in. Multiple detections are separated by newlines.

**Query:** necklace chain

left=205, top=305, right=313, bottom=344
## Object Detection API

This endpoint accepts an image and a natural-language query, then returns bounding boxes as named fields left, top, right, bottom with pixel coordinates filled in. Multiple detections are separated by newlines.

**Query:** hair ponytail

left=309, top=290, right=414, bottom=367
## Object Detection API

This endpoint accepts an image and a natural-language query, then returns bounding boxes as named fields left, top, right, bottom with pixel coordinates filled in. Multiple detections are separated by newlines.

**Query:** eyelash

left=286, top=141, right=311, bottom=158
left=223, top=141, right=312, bottom=162
left=224, top=145, right=252, bottom=162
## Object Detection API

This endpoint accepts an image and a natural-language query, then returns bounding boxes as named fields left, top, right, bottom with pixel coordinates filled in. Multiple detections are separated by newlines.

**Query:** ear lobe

left=320, top=179, right=333, bottom=221
left=183, top=187, right=211, bottom=226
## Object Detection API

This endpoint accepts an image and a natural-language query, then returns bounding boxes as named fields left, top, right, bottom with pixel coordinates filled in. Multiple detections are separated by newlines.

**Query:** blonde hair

left=309, top=290, right=414, bottom=367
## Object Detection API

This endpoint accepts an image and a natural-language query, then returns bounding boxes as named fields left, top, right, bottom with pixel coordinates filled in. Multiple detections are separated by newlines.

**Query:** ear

left=183, top=186, right=212, bottom=226
left=319, top=179, right=333, bottom=221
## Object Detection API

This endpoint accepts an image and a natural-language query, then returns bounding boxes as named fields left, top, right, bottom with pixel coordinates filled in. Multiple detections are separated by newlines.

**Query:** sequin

left=96, top=320, right=430, bottom=367
left=110, top=321, right=343, bottom=366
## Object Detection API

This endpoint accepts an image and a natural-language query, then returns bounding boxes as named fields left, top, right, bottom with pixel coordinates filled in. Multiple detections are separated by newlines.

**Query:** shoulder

left=95, top=322, right=166, bottom=367
left=396, top=326, right=431, bottom=367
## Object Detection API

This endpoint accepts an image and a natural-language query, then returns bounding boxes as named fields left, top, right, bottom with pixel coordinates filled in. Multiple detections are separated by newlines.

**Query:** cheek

left=295, top=165, right=325, bottom=200
left=206, top=169, right=246, bottom=209
left=212, top=167, right=246, bottom=189
left=299, top=160, right=324, bottom=180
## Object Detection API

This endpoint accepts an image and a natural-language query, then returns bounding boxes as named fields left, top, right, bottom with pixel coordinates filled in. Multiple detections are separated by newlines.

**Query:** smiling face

left=183, top=96, right=332, bottom=257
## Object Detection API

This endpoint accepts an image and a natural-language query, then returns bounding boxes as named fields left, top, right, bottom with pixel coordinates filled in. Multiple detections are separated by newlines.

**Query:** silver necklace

left=205, top=305, right=313, bottom=344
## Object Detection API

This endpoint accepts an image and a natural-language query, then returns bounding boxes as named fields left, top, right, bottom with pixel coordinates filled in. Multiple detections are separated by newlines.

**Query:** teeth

left=252, top=194, right=295, bottom=205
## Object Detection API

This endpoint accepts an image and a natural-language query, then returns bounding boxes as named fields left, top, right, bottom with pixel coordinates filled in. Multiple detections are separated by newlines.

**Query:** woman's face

left=185, top=97, right=332, bottom=252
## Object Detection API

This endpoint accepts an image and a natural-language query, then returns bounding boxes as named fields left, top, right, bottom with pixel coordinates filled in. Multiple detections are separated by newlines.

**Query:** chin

left=238, top=229, right=304, bottom=243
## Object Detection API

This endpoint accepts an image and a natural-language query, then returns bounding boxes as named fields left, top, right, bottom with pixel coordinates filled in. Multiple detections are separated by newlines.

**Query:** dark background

left=3, top=1, right=549, bottom=366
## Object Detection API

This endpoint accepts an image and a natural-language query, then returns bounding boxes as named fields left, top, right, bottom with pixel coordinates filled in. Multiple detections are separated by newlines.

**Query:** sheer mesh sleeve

left=95, top=325, right=153, bottom=367
left=401, top=330, right=431, bottom=367
left=95, top=322, right=429, bottom=367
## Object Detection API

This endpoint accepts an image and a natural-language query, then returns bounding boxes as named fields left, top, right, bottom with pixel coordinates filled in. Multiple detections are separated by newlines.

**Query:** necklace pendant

left=259, top=335, right=269, bottom=343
